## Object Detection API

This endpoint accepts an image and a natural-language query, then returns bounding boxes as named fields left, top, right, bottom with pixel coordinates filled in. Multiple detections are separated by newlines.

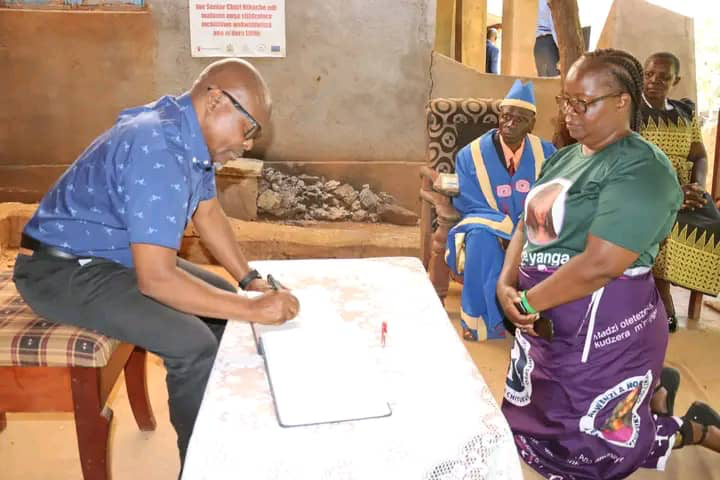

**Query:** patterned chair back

left=426, top=98, right=502, bottom=173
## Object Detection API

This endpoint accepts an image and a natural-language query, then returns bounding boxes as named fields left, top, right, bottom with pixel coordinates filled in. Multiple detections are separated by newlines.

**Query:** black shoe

left=655, top=367, right=680, bottom=416
left=679, top=401, right=720, bottom=447
left=668, top=314, right=678, bottom=333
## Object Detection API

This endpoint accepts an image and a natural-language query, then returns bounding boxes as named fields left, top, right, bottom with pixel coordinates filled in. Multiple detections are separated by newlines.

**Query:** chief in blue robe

left=446, top=128, right=555, bottom=340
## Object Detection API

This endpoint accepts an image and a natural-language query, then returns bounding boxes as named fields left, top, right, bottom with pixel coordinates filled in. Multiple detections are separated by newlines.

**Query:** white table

left=182, top=257, right=522, bottom=480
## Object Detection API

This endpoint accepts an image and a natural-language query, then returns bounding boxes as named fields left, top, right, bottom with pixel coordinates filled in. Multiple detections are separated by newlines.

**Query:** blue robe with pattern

left=445, top=129, right=556, bottom=340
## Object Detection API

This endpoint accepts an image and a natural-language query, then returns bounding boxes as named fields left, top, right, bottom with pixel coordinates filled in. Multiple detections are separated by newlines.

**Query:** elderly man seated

left=445, top=80, right=556, bottom=340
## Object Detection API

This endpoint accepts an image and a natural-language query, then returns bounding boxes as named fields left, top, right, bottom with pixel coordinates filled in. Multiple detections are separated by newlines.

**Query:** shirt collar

left=176, top=92, right=213, bottom=171
left=641, top=92, right=673, bottom=111
left=498, top=133, right=525, bottom=170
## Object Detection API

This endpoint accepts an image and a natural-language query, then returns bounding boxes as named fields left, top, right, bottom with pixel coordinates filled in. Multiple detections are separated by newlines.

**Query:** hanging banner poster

left=189, top=0, right=286, bottom=57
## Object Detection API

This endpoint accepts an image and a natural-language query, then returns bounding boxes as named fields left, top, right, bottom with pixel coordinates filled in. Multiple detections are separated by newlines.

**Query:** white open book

left=247, top=288, right=391, bottom=428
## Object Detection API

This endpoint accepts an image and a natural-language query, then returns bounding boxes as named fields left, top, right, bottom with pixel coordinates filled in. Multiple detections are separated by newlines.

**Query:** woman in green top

left=639, top=52, right=720, bottom=332
left=497, top=49, right=720, bottom=479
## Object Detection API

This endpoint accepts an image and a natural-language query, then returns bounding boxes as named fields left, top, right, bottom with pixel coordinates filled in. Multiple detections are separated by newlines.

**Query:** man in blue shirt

left=13, top=59, right=299, bottom=467
left=534, top=0, right=560, bottom=77
left=486, top=28, right=500, bottom=74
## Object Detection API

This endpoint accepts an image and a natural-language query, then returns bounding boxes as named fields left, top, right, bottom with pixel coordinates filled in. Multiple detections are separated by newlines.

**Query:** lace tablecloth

left=182, top=257, right=522, bottom=480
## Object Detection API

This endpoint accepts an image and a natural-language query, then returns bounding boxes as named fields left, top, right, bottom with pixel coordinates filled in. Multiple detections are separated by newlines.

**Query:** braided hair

left=581, top=49, right=644, bottom=132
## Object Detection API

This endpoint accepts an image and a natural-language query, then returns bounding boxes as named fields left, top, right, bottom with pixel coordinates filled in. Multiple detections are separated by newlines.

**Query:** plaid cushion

left=0, top=271, right=119, bottom=367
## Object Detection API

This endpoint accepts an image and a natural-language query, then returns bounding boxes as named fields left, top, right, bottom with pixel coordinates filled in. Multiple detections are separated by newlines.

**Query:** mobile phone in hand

left=514, top=302, right=554, bottom=341
left=533, top=316, right=554, bottom=341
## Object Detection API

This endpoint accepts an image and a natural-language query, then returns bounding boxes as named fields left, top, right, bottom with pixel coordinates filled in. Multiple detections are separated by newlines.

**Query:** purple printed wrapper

left=502, top=268, right=675, bottom=479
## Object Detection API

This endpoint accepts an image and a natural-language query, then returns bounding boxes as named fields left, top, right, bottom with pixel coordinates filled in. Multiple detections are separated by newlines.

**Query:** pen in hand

left=267, top=274, right=283, bottom=291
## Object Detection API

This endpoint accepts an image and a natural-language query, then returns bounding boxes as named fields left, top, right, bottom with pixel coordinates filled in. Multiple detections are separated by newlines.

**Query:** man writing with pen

left=13, top=58, right=299, bottom=471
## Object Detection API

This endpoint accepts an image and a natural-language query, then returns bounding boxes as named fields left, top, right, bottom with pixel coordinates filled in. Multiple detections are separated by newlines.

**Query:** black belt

left=21, top=233, right=79, bottom=261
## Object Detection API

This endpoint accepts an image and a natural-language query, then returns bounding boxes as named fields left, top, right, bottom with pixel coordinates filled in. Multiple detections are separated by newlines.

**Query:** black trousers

left=12, top=253, right=236, bottom=466
left=534, top=34, right=560, bottom=77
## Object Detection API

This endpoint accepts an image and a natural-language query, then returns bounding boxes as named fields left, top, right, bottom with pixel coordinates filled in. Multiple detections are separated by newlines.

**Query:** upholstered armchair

left=420, top=98, right=502, bottom=302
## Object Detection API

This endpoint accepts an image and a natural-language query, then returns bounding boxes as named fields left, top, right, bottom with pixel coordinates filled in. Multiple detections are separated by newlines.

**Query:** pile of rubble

left=256, top=167, right=418, bottom=226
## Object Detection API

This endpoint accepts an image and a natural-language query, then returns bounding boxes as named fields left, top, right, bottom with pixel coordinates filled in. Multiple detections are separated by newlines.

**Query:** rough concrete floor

left=1, top=258, right=719, bottom=479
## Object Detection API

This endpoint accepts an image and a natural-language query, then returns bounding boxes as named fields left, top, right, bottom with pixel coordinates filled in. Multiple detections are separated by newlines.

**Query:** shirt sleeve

left=200, top=167, right=217, bottom=201
left=122, top=150, right=190, bottom=250
left=589, top=149, right=682, bottom=254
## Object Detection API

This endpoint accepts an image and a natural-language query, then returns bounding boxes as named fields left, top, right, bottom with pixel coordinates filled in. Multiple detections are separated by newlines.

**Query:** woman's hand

left=681, top=183, right=707, bottom=210
left=496, top=219, right=538, bottom=334
left=497, top=283, right=539, bottom=335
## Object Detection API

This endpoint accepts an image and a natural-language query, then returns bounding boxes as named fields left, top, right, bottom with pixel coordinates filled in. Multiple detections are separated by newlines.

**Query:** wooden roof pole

left=547, top=0, right=584, bottom=147
left=548, top=0, right=584, bottom=83
left=454, top=0, right=463, bottom=63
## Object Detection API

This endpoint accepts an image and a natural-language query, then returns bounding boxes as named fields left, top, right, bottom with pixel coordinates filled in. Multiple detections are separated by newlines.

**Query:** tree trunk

left=548, top=0, right=585, bottom=147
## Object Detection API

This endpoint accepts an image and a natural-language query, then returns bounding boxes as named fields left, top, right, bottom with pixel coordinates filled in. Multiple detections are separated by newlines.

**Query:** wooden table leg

left=688, top=291, right=703, bottom=321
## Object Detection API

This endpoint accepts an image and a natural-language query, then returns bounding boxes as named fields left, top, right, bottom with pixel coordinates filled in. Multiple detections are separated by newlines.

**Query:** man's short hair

left=648, top=52, right=681, bottom=75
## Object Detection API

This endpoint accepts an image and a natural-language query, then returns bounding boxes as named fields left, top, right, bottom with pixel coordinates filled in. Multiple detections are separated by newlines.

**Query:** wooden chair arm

left=419, top=165, right=439, bottom=182
left=420, top=166, right=458, bottom=197
left=419, top=190, right=461, bottom=223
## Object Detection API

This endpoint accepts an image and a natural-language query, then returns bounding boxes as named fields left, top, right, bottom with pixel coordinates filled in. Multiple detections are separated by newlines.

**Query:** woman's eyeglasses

left=555, top=92, right=623, bottom=114
left=211, top=87, right=262, bottom=140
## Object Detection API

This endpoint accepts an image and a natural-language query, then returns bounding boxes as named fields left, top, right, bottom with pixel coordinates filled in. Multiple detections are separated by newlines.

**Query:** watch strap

left=238, top=269, right=261, bottom=290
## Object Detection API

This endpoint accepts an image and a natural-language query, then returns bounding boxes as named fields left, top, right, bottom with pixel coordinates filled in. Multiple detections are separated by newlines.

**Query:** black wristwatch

left=238, top=269, right=262, bottom=290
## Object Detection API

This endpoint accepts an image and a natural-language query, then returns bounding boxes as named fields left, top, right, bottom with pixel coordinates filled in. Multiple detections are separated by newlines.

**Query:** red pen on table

left=381, top=321, right=388, bottom=347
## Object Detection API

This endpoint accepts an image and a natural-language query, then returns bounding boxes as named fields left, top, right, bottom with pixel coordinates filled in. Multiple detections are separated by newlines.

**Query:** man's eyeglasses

left=211, top=87, right=262, bottom=141
left=555, top=92, right=624, bottom=114
left=500, top=112, right=533, bottom=124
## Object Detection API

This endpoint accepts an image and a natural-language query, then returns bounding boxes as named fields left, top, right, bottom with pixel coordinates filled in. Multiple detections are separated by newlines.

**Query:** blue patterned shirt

left=23, top=93, right=216, bottom=267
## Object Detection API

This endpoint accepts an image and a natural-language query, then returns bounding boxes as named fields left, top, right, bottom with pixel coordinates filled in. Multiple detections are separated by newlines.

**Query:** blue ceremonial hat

left=500, top=79, right=536, bottom=113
